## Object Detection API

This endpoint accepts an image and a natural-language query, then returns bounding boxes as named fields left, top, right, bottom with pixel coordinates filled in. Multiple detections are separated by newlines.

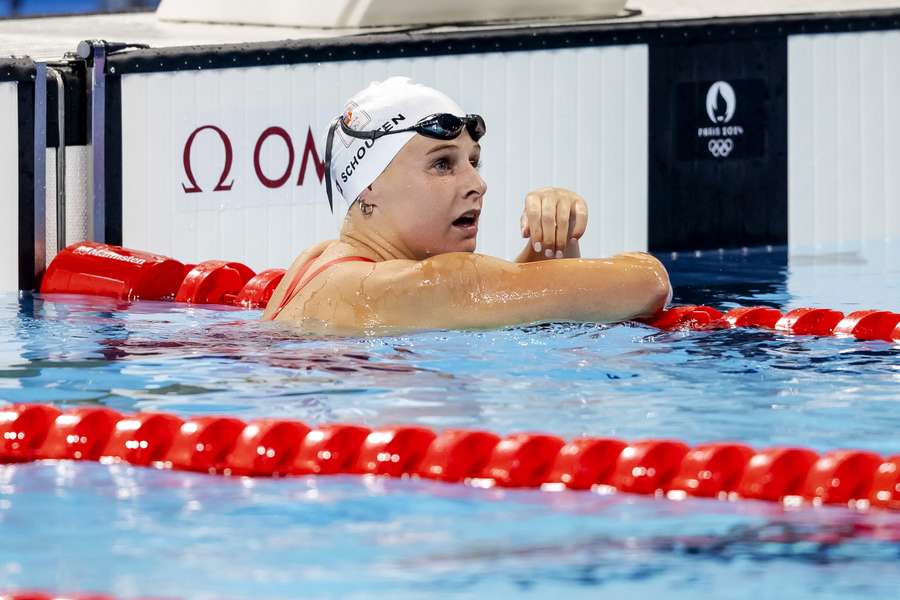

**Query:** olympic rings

left=707, top=138, right=734, bottom=158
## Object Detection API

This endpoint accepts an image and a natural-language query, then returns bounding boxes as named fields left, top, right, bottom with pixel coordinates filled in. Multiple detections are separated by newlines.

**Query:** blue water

left=1, top=242, right=898, bottom=599
left=0, top=0, right=157, bottom=18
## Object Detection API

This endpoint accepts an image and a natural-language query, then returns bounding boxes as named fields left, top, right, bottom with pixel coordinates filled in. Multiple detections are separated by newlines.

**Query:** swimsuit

left=265, top=255, right=375, bottom=321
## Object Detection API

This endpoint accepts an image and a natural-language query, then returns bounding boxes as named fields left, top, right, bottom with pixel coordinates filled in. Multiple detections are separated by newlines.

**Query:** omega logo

left=182, top=125, right=325, bottom=193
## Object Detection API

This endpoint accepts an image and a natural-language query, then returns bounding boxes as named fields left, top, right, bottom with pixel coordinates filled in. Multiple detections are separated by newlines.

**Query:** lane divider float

left=1, top=403, right=897, bottom=511
left=39, top=243, right=900, bottom=342
left=642, top=304, right=900, bottom=341
left=40, top=242, right=285, bottom=309
left=1, top=593, right=115, bottom=600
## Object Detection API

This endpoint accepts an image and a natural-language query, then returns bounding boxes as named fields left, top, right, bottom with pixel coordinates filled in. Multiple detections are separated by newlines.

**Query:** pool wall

left=788, top=30, right=900, bottom=252
left=3, top=9, right=900, bottom=291
left=0, top=77, right=20, bottom=292
left=1, top=58, right=44, bottom=293
left=117, top=45, right=648, bottom=270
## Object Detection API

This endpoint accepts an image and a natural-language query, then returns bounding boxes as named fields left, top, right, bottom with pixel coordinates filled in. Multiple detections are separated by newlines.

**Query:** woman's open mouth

left=452, top=210, right=480, bottom=235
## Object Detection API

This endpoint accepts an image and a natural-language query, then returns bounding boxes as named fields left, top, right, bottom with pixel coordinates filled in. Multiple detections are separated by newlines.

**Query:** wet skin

left=263, top=132, right=671, bottom=335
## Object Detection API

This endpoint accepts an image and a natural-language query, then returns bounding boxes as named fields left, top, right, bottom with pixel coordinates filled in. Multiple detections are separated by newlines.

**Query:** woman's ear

left=357, top=184, right=376, bottom=216
left=357, top=184, right=375, bottom=204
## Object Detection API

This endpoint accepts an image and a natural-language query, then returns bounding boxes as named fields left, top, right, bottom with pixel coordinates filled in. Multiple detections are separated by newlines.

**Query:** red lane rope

left=1, top=403, right=897, bottom=511
left=642, top=305, right=900, bottom=341
left=38, top=243, right=900, bottom=342
left=1, top=594, right=116, bottom=600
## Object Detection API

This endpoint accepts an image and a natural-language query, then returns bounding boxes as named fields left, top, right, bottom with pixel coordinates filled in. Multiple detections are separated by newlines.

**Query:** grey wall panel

left=788, top=30, right=900, bottom=250
left=0, top=81, right=18, bottom=291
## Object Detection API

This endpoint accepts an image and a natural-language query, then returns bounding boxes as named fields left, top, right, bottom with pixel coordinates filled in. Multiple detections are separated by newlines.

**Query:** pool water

left=0, top=1, right=159, bottom=18
left=0, top=242, right=898, bottom=599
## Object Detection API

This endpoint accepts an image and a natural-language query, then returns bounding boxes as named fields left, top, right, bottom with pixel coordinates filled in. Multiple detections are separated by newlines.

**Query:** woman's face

left=367, top=131, right=486, bottom=259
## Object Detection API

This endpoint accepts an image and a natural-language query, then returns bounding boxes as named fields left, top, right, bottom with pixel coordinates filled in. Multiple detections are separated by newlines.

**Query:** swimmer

left=263, top=77, right=672, bottom=334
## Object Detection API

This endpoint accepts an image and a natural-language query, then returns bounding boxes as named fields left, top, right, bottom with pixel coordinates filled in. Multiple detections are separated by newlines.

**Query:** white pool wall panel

left=0, top=82, right=18, bottom=292
left=788, top=30, right=900, bottom=251
left=120, top=45, right=649, bottom=271
left=44, top=146, right=91, bottom=264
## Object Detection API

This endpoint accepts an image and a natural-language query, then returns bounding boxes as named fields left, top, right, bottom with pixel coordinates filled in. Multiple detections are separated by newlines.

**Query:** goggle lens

left=418, top=114, right=485, bottom=141
left=466, top=115, right=486, bottom=141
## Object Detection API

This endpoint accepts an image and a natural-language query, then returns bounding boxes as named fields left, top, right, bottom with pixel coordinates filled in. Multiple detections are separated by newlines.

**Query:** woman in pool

left=263, top=77, right=671, bottom=334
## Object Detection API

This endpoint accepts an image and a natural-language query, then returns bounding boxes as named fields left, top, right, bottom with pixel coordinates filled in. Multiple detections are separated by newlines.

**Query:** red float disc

left=175, top=260, right=256, bottom=305
left=37, top=407, right=121, bottom=461
left=40, top=242, right=185, bottom=301
left=609, top=439, right=690, bottom=495
left=544, top=437, right=627, bottom=490
left=668, top=443, right=755, bottom=498
left=416, top=429, right=501, bottom=482
left=353, top=426, right=437, bottom=477
left=290, top=424, right=371, bottom=475
left=775, top=308, right=845, bottom=336
left=479, top=433, right=566, bottom=488
left=234, top=268, right=287, bottom=308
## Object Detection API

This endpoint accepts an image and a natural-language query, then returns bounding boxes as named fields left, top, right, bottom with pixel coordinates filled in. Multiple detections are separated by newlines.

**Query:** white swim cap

left=325, top=76, right=465, bottom=212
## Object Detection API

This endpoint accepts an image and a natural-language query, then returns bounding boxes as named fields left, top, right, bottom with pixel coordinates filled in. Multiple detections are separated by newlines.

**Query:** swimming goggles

left=324, top=113, right=487, bottom=212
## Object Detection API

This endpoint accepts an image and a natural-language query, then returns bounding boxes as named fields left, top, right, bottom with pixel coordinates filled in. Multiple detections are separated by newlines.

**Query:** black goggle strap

left=340, top=114, right=462, bottom=141
left=339, top=118, right=381, bottom=141
left=339, top=114, right=484, bottom=144
left=324, top=117, right=339, bottom=213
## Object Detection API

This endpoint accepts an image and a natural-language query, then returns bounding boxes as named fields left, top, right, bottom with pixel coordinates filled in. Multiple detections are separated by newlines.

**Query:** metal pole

left=75, top=40, right=149, bottom=246
left=32, top=63, right=47, bottom=285
left=78, top=40, right=107, bottom=244
left=48, top=67, right=66, bottom=252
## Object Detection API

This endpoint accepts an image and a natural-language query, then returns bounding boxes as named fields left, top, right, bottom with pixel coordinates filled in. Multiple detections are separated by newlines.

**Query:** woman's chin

left=456, top=238, right=478, bottom=253
left=421, top=236, right=477, bottom=257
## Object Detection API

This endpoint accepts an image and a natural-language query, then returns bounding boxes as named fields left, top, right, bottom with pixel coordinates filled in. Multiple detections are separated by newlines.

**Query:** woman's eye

left=470, top=158, right=482, bottom=170
left=432, top=158, right=452, bottom=172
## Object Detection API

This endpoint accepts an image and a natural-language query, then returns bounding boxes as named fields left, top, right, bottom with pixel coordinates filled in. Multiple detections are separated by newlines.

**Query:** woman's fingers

left=570, top=198, right=588, bottom=241
left=554, top=197, right=571, bottom=258
left=521, top=188, right=588, bottom=258
left=525, top=193, right=543, bottom=252
left=540, top=194, right=558, bottom=257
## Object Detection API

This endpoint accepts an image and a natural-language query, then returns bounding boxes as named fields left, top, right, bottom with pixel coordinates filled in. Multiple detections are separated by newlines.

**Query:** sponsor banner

left=0, top=81, right=18, bottom=292
left=649, top=39, right=788, bottom=251
left=120, top=45, right=649, bottom=271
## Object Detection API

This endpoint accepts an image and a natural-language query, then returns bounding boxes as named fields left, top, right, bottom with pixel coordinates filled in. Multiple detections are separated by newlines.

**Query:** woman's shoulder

left=287, top=240, right=337, bottom=269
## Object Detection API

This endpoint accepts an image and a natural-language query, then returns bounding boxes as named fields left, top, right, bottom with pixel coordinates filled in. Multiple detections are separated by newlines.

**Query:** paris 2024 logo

left=697, top=81, right=744, bottom=158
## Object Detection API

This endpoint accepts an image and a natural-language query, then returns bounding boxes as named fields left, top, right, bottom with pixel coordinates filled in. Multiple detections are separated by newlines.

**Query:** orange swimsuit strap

left=266, top=256, right=375, bottom=321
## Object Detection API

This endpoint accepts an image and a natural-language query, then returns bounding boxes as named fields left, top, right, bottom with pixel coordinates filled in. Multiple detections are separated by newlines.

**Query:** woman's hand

left=517, top=187, right=588, bottom=262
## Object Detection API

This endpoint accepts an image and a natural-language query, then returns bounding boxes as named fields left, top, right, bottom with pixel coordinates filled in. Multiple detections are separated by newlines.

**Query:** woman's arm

left=288, top=251, right=671, bottom=334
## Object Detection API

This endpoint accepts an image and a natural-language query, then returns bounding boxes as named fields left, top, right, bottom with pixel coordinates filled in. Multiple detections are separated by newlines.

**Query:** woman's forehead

left=407, top=133, right=481, bottom=156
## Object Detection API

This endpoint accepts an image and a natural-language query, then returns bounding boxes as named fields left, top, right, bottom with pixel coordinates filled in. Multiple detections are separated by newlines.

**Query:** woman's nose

left=465, top=164, right=487, bottom=198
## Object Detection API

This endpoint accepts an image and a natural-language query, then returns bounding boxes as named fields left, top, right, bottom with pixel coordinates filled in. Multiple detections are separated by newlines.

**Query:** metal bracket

left=79, top=40, right=107, bottom=244
left=32, top=62, right=47, bottom=286
left=76, top=40, right=150, bottom=245
left=47, top=66, right=66, bottom=252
